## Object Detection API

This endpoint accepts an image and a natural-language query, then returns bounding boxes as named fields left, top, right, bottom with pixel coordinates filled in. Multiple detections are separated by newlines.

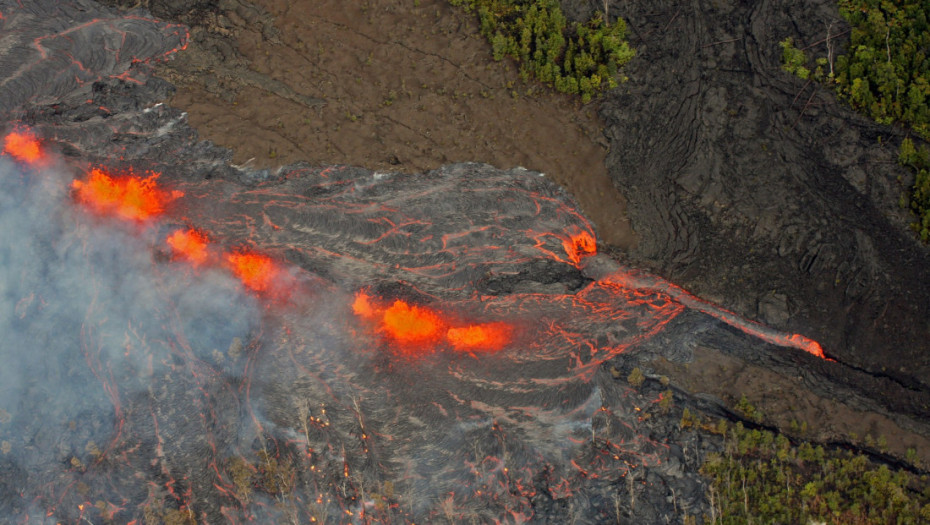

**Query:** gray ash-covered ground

left=2, top=1, right=929, bottom=524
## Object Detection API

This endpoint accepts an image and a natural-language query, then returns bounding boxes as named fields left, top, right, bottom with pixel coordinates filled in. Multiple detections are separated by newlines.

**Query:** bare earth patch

left=155, top=0, right=637, bottom=248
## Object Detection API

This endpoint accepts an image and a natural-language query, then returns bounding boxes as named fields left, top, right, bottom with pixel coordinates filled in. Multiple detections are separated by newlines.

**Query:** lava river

left=0, top=2, right=830, bottom=523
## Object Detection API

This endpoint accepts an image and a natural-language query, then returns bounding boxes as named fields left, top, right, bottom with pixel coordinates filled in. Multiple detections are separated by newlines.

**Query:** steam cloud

left=0, top=154, right=259, bottom=520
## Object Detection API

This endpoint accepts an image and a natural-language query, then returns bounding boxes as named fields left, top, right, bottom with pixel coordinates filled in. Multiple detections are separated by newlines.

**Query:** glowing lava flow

left=2, top=129, right=45, bottom=165
left=528, top=225, right=599, bottom=268
left=353, top=291, right=512, bottom=354
left=166, top=228, right=210, bottom=266
left=72, top=167, right=182, bottom=221
left=602, top=268, right=828, bottom=359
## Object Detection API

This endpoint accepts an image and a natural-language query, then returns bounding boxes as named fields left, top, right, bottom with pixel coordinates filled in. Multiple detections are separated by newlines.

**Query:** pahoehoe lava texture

left=0, top=2, right=713, bottom=522
left=2, top=1, right=929, bottom=524
left=594, top=0, right=930, bottom=386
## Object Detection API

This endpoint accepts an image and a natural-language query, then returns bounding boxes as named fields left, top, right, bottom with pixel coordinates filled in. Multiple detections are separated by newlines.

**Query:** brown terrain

left=154, top=0, right=637, bottom=249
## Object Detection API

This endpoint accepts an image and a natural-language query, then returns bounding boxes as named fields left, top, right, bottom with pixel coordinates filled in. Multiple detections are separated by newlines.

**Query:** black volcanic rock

left=595, top=0, right=930, bottom=386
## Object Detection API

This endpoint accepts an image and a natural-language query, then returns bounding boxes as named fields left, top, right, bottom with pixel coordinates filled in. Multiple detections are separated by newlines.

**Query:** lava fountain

left=72, top=167, right=182, bottom=222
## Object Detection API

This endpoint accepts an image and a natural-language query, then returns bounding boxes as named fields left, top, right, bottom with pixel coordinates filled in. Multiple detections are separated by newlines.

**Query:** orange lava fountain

left=72, top=168, right=182, bottom=221
left=226, top=250, right=281, bottom=293
left=353, top=291, right=512, bottom=355
left=446, top=322, right=512, bottom=352
left=382, top=300, right=444, bottom=345
left=2, top=130, right=45, bottom=165
left=166, top=228, right=210, bottom=266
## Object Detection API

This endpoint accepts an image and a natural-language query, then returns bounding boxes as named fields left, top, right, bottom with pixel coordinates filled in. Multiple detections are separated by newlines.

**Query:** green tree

left=448, top=0, right=634, bottom=101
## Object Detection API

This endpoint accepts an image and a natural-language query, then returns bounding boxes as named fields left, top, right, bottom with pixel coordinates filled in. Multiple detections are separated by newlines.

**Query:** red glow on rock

left=166, top=228, right=210, bottom=266
left=226, top=250, right=280, bottom=293
left=447, top=322, right=511, bottom=352
left=72, top=168, right=182, bottom=221
left=2, top=130, right=45, bottom=165
left=382, top=300, right=444, bottom=345
left=564, top=230, right=596, bottom=265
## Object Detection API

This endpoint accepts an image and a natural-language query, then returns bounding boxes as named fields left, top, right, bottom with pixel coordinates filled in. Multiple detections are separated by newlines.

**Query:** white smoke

left=0, top=153, right=260, bottom=520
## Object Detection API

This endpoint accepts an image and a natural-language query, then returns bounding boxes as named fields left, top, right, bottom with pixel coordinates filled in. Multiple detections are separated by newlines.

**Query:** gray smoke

left=0, top=154, right=259, bottom=521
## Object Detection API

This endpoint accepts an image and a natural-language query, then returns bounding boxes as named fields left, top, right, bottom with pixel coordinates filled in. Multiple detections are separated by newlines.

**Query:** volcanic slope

left=599, top=0, right=930, bottom=389
left=3, top=1, right=930, bottom=524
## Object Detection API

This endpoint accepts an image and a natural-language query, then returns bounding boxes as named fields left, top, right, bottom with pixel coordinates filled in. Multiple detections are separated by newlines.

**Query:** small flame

left=72, top=168, right=182, bottom=221
left=2, top=130, right=45, bottom=165
left=166, top=228, right=210, bottom=266
left=226, top=250, right=280, bottom=293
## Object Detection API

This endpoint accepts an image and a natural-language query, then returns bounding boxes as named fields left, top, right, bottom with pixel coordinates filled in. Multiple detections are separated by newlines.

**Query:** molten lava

left=352, top=292, right=377, bottom=319
left=382, top=300, right=444, bottom=345
left=563, top=230, right=596, bottom=265
left=166, top=228, right=210, bottom=266
left=353, top=292, right=512, bottom=354
left=72, top=168, right=182, bottom=221
left=2, top=130, right=45, bottom=165
left=446, top=322, right=511, bottom=352
left=785, top=334, right=827, bottom=360
left=226, top=250, right=281, bottom=293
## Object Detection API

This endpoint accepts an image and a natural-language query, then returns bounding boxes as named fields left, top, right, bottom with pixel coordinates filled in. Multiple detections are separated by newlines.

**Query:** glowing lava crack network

left=0, top=124, right=828, bottom=524
left=0, top=2, right=829, bottom=520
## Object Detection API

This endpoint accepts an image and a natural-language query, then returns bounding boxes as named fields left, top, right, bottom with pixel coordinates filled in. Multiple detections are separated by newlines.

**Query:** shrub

left=448, top=0, right=634, bottom=101
left=780, top=2, right=930, bottom=241
left=700, top=419, right=930, bottom=523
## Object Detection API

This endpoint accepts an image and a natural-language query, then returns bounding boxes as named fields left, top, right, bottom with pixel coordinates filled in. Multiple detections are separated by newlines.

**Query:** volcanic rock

left=593, top=0, right=930, bottom=388
left=3, top=1, right=930, bottom=524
